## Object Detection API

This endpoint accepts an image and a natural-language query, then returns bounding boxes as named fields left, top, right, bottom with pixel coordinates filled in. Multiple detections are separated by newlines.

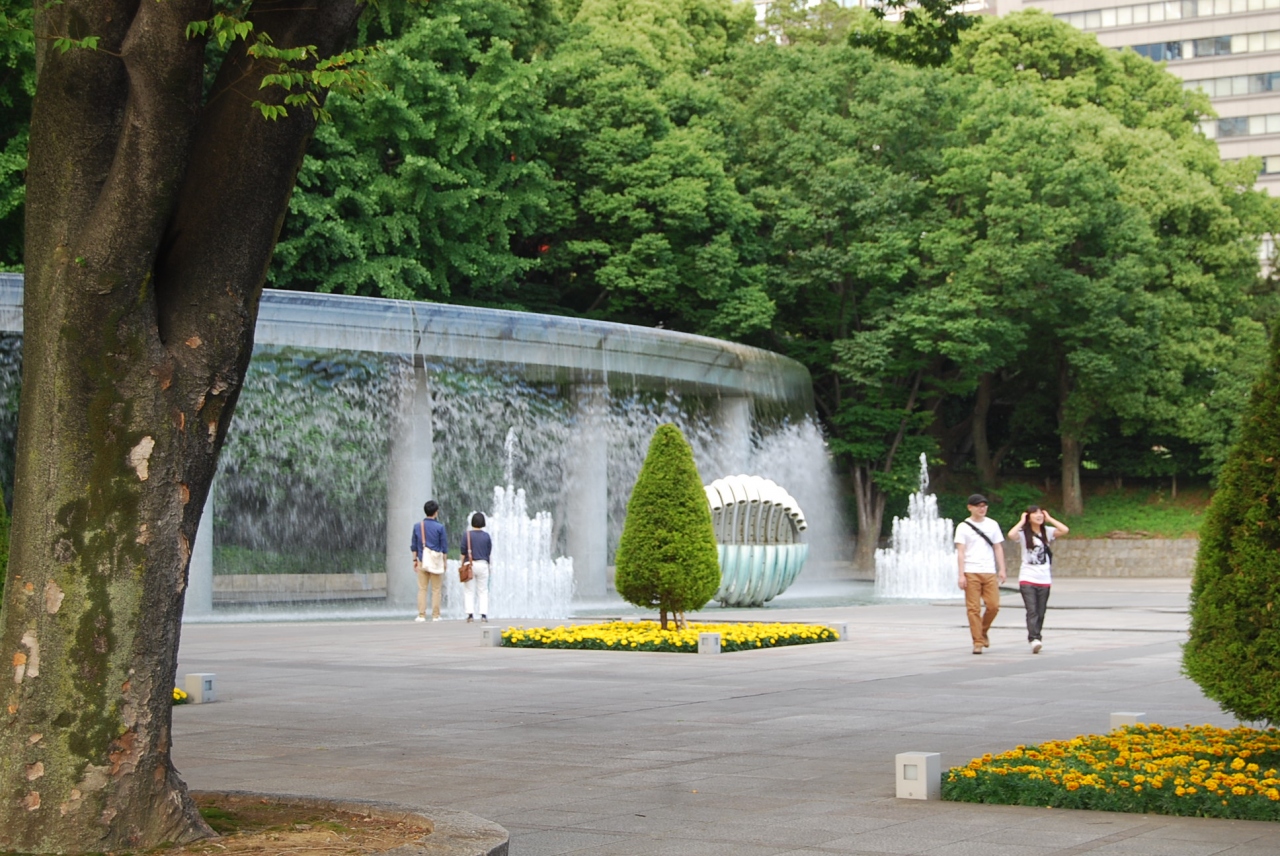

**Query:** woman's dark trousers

left=1020, top=583, right=1051, bottom=642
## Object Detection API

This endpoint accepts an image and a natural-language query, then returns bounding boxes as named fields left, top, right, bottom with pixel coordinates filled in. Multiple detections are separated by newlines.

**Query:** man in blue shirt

left=410, top=500, right=448, bottom=621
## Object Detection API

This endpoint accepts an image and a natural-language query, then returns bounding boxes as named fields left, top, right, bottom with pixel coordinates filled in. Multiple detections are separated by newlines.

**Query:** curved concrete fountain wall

left=0, top=275, right=819, bottom=614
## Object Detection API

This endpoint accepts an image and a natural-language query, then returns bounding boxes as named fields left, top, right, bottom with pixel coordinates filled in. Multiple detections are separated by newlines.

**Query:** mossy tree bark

left=0, top=1, right=362, bottom=851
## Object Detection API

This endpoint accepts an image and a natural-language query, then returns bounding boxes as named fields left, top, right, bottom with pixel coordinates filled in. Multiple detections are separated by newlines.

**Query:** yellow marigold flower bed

left=944, top=724, right=1280, bottom=821
left=501, top=621, right=837, bottom=653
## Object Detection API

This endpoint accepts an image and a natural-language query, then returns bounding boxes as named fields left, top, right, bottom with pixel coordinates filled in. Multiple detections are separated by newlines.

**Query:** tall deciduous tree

left=932, top=11, right=1272, bottom=514
left=722, top=36, right=958, bottom=568
left=0, top=2, right=366, bottom=850
left=531, top=0, right=772, bottom=337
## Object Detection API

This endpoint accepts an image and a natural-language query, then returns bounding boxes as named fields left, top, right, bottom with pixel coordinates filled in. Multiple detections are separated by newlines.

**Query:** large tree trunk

left=852, top=465, right=887, bottom=572
left=1060, top=431, right=1084, bottom=516
left=971, top=372, right=995, bottom=486
left=0, top=2, right=362, bottom=851
left=1057, top=361, right=1085, bottom=516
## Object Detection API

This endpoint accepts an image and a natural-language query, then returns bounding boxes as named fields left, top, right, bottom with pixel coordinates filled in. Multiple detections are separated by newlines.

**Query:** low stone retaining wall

left=213, top=572, right=387, bottom=603
left=1005, top=538, right=1198, bottom=578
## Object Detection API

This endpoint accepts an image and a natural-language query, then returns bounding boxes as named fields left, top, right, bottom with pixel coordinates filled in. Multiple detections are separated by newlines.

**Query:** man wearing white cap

left=955, top=494, right=1006, bottom=654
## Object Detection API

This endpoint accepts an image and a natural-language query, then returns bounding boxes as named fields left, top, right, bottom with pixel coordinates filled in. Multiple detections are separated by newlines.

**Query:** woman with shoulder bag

left=461, top=512, right=493, bottom=623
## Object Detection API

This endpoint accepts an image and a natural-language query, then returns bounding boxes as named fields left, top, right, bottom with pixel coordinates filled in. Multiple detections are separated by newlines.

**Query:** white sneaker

left=1031, top=639, right=1042, bottom=654
left=431, top=616, right=441, bottom=622
left=415, top=616, right=426, bottom=623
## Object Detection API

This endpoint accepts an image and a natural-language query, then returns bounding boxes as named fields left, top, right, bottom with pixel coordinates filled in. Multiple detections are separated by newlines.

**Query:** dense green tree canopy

left=0, top=2, right=31, bottom=269
left=0, top=0, right=1275, bottom=551
left=269, top=0, right=560, bottom=302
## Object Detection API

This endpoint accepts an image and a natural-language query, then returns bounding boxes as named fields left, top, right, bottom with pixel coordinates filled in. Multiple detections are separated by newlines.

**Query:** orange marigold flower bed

left=943, top=724, right=1280, bottom=821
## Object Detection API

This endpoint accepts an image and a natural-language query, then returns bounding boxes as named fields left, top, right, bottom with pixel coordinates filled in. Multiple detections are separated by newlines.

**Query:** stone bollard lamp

left=184, top=673, right=217, bottom=704
left=895, top=752, right=941, bottom=800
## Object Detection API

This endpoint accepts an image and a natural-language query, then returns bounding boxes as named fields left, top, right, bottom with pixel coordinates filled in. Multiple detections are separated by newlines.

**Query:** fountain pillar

left=715, top=395, right=753, bottom=474
left=385, top=363, right=434, bottom=609
left=566, top=383, right=609, bottom=598
left=183, top=486, right=214, bottom=619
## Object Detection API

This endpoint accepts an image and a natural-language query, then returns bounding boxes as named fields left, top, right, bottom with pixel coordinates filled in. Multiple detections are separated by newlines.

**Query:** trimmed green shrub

left=1184, top=326, right=1280, bottom=724
left=614, top=423, right=721, bottom=629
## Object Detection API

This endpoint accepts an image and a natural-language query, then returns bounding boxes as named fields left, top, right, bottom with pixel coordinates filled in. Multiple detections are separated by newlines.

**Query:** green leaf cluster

left=1185, top=325, right=1280, bottom=724
left=270, top=0, right=559, bottom=302
left=613, top=424, right=721, bottom=628
left=0, top=0, right=31, bottom=269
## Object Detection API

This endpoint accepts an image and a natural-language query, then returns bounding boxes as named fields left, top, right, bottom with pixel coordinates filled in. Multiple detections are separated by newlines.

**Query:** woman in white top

left=1008, top=505, right=1069, bottom=654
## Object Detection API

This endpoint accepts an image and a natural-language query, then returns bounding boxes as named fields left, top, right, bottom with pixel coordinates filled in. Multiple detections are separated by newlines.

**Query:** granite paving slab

left=173, top=577, right=1279, bottom=855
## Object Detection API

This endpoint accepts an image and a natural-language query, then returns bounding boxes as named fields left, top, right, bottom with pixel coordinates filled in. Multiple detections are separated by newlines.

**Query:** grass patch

left=197, top=805, right=239, bottom=836
left=1058, top=487, right=1209, bottom=539
left=943, top=724, right=1280, bottom=821
left=502, top=621, right=838, bottom=652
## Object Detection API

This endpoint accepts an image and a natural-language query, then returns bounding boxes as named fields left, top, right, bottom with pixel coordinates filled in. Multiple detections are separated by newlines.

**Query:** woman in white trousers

left=461, top=512, right=492, bottom=622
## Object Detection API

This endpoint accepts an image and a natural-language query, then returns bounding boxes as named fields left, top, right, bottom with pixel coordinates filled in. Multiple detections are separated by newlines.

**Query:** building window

left=1059, top=0, right=1280, bottom=30
left=1133, top=41, right=1183, bottom=60
left=1203, top=114, right=1280, bottom=138
left=1263, top=156, right=1280, bottom=174
left=1185, top=71, right=1280, bottom=97
left=1130, top=29, right=1279, bottom=60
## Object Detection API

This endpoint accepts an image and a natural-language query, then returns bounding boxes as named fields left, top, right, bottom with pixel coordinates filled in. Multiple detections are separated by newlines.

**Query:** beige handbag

left=420, top=521, right=446, bottom=575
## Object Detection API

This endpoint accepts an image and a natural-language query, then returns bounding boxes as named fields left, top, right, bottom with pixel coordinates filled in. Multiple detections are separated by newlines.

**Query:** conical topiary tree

left=1184, top=326, right=1280, bottom=723
left=614, top=423, right=721, bottom=629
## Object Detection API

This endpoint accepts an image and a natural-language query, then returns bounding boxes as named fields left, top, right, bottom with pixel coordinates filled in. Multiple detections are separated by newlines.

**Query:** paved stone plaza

left=173, top=578, right=1280, bottom=855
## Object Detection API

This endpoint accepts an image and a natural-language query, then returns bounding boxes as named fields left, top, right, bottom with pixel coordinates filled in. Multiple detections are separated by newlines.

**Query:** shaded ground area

left=174, top=578, right=1280, bottom=855
left=180, top=794, right=429, bottom=856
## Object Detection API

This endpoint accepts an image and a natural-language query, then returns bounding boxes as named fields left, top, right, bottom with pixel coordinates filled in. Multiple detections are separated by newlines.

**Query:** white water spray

left=440, top=428, right=575, bottom=619
left=874, top=453, right=959, bottom=599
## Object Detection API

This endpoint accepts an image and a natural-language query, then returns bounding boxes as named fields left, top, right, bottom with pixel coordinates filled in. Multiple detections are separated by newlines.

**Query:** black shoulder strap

left=1036, top=526, right=1053, bottom=562
left=963, top=519, right=996, bottom=552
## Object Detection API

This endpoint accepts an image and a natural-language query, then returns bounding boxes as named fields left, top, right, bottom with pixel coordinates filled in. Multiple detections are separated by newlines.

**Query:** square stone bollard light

left=1111, top=712, right=1145, bottom=730
left=482, top=627, right=503, bottom=647
left=698, top=632, right=721, bottom=655
left=830, top=622, right=850, bottom=641
left=184, top=673, right=217, bottom=704
left=895, top=752, right=941, bottom=800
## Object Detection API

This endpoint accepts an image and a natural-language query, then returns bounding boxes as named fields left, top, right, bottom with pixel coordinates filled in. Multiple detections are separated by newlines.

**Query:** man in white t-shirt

left=954, top=494, right=1006, bottom=655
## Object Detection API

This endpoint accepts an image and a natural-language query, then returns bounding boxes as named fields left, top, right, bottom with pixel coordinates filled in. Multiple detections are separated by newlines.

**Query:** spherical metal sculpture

left=704, top=475, right=809, bottom=607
